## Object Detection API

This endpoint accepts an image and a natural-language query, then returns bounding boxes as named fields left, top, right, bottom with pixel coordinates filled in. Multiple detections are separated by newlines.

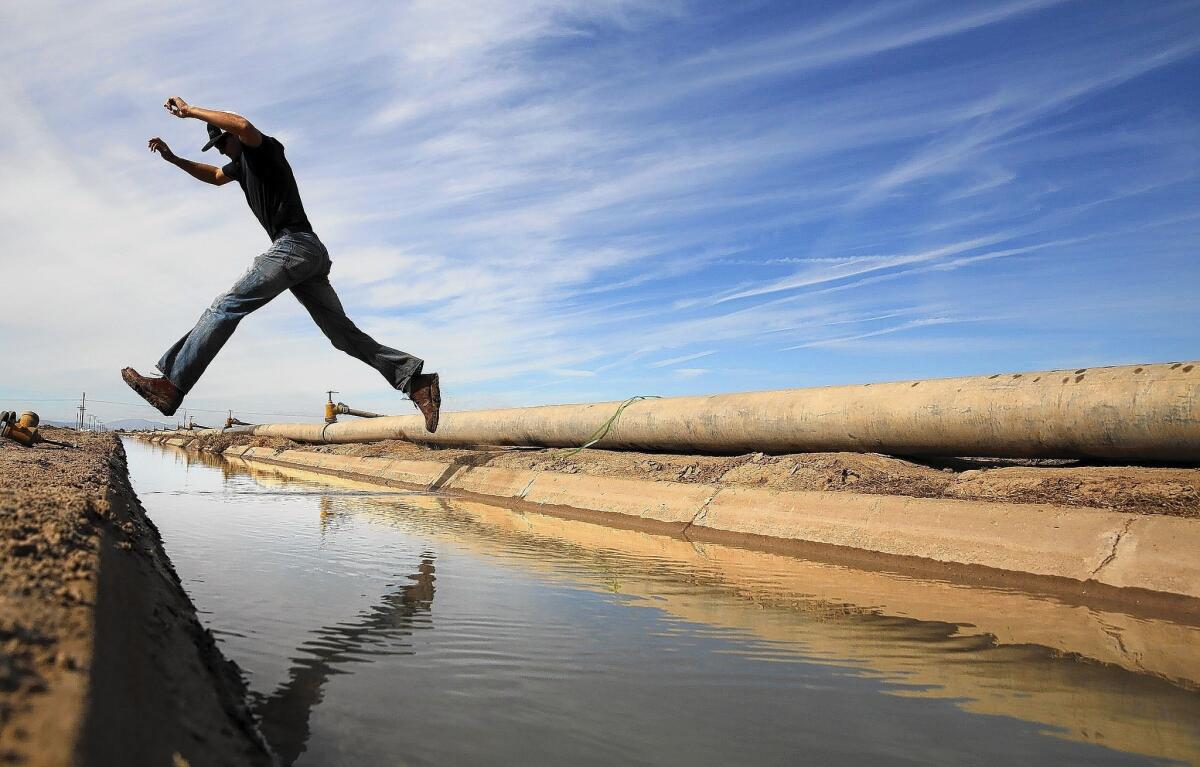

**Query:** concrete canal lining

left=146, top=436, right=1200, bottom=603
left=229, top=471, right=1200, bottom=763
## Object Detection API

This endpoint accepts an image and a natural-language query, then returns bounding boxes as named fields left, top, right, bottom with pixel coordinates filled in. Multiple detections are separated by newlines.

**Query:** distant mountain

left=37, top=420, right=170, bottom=432
left=34, top=418, right=172, bottom=431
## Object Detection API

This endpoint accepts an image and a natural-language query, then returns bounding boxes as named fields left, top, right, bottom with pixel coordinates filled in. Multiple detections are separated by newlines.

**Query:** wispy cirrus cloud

left=649, top=350, right=716, bottom=368
left=1, top=1, right=1197, bottom=424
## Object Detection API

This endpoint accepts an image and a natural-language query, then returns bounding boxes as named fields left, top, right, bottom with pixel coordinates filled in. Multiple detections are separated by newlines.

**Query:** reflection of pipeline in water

left=234, top=456, right=1200, bottom=675
left=148, top=441, right=250, bottom=484
left=317, top=495, right=345, bottom=539
left=251, top=555, right=436, bottom=766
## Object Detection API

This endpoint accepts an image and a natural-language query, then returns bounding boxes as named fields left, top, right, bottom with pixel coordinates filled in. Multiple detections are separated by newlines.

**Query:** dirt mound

left=144, top=431, right=1200, bottom=517
left=305, top=439, right=1197, bottom=516
left=173, top=431, right=297, bottom=453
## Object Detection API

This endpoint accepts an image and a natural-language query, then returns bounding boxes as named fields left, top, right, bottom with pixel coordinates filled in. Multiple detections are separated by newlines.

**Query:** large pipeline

left=247, top=362, right=1200, bottom=461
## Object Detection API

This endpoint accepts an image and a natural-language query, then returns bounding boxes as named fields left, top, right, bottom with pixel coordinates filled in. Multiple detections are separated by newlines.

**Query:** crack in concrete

left=1090, top=517, right=1135, bottom=580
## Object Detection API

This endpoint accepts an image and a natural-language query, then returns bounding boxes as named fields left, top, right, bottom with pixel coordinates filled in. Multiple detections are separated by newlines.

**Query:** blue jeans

left=157, top=232, right=423, bottom=394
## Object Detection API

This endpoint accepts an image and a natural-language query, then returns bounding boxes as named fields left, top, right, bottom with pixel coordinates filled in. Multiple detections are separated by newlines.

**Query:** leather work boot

left=120, top=367, right=184, bottom=417
left=408, top=372, right=441, bottom=433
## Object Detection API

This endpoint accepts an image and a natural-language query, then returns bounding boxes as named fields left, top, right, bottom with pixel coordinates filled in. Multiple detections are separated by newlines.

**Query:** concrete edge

left=193, top=441, right=1200, bottom=602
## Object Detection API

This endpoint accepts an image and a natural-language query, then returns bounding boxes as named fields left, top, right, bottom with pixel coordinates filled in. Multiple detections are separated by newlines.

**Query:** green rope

left=554, top=395, right=660, bottom=457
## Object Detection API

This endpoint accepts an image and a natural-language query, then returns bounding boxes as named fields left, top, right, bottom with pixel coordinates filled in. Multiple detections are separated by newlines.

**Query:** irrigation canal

left=125, top=438, right=1200, bottom=766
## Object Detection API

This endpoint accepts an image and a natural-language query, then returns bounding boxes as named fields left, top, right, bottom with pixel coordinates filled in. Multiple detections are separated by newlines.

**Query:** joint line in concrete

left=517, top=476, right=539, bottom=499
left=681, top=491, right=721, bottom=539
left=429, top=462, right=468, bottom=491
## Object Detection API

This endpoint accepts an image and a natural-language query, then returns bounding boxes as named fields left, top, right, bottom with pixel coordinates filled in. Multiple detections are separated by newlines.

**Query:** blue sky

left=1, top=0, right=1198, bottom=425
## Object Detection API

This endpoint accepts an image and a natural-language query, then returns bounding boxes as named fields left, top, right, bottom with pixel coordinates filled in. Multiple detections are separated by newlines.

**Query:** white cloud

left=649, top=350, right=716, bottom=368
left=1, top=1, right=1197, bottom=424
left=673, top=368, right=708, bottom=379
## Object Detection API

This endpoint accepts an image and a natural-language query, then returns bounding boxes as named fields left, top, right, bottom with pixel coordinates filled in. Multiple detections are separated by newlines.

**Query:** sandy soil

left=0, top=428, right=272, bottom=766
left=161, top=430, right=1200, bottom=517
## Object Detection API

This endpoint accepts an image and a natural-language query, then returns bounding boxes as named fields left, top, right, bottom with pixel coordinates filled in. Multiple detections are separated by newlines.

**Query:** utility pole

left=78, top=392, right=86, bottom=431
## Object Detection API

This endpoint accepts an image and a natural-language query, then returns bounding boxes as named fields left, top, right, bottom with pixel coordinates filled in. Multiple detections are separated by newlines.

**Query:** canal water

left=123, top=439, right=1200, bottom=766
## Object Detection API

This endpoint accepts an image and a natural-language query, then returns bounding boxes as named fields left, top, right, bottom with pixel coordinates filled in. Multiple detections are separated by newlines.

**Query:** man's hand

left=166, top=100, right=264, bottom=148
left=148, top=137, right=176, bottom=162
left=148, top=137, right=226, bottom=184
left=164, top=96, right=191, bottom=118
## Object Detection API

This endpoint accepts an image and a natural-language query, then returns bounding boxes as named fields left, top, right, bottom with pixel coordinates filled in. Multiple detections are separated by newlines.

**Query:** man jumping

left=121, top=97, right=441, bottom=431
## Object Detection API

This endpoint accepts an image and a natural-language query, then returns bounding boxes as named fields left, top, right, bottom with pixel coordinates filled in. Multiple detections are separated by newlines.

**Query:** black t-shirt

left=221, top=135, right=312, bottom=241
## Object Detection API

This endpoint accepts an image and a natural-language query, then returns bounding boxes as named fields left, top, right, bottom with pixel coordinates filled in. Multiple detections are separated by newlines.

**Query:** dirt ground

left=164, top=430, right=1200, bottom=517
left=0, top=428, right=272, bottom=766
left=0, top=430, right=105, bottom=765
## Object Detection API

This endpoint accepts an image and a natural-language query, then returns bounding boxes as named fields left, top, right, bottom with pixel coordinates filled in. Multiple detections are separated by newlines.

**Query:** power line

left=5, top=396, right=324, bottom=420
left=90, top=399, right=322, bottom=418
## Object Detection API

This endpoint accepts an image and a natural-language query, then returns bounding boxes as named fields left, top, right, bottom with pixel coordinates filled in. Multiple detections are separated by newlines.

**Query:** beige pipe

left=247, top=361, right=1200, bottom=460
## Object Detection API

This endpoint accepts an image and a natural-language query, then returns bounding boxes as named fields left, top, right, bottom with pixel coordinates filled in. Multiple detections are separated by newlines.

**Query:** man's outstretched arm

left=164, top=96, right=263, bottom=148
left=147, top=137, right=232, bottom=185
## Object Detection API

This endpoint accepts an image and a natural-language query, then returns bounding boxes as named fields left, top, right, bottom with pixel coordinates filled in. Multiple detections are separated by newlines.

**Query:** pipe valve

left=323, top=390, right=383, bottom=423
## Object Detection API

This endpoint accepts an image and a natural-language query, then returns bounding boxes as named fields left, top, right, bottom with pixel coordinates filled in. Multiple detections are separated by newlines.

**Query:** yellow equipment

left=324, top=390, right=383, bottom=424
left=225, top=410, right=252, bottom=429
left=0, top=411, right=41, bottom=446
left=2, top=411, right=76, bottom=448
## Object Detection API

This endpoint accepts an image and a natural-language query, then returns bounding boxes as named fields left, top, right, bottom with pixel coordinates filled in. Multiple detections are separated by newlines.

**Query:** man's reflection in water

left=251, top=554, right=437, bottom=765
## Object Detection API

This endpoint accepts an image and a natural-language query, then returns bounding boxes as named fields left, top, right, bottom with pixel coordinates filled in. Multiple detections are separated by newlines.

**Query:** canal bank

left=141, top=430, right=1200, bottom=605
left=0, top=430, right=273, bottom=766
